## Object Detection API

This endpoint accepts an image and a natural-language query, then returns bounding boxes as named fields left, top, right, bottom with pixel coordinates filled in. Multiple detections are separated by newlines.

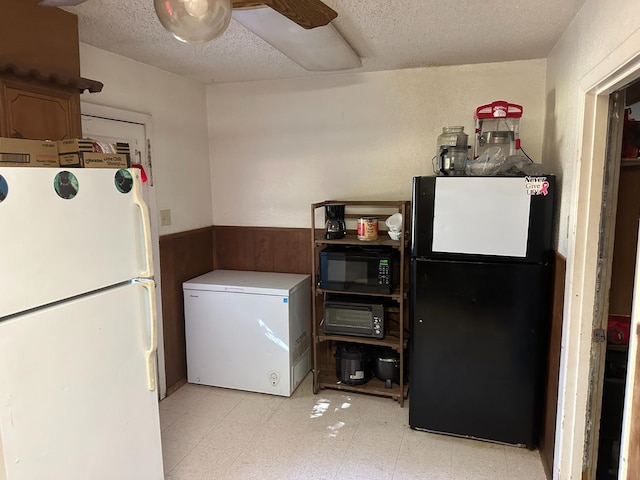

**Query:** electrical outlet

left=160, top=209, right=171, bottom=226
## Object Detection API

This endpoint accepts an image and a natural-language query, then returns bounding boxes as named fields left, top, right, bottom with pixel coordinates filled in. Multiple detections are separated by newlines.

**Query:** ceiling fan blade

left=232, top=0, right=337, bottom=29
left=38, top=0, right=89, bottom=5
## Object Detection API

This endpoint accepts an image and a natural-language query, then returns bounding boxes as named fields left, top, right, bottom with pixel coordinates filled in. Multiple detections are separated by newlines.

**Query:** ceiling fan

left=38, top=0, right=338, bottom=33
left=38, top=0, right=360, bottom=72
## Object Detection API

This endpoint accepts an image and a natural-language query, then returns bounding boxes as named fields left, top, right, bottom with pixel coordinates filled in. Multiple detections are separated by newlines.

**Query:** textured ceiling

left=64, top=0, right=585, bottom=84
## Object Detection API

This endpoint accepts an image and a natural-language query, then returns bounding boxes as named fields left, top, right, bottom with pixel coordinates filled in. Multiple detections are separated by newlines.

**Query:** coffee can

left=357, top=217, right=379, bottom=241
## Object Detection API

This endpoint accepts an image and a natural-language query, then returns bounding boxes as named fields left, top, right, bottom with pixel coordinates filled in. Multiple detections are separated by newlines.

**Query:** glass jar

left=437, top=126, right=468, bottom=152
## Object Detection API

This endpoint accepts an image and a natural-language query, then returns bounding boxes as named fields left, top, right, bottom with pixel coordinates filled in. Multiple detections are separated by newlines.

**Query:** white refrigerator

left=183, top=270, right=311, bottom=397
left=0, top=167, right=163, bottom=480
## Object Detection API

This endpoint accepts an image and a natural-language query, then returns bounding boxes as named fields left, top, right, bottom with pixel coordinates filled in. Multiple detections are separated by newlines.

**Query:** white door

left=80, top=111, right=166, bottom=399
left=0, top=282, right=164, bottom=480
left=81, top=116, right=153, bottom=203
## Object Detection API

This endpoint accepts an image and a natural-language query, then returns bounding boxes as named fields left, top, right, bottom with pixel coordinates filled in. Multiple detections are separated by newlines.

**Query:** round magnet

left=53, top=171, right=79, bottom=200
left=114, top=169, right=133, bottom=194
left=0, top=175, right=8, bottom=203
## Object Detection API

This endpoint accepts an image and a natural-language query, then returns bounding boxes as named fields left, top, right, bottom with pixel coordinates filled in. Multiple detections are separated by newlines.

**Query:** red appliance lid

left=476, top=101, right=523, bottom=119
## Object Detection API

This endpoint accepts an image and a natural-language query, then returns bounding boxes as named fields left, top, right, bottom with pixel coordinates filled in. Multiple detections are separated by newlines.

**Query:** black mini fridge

left=409, top=175, right=555, bottom=449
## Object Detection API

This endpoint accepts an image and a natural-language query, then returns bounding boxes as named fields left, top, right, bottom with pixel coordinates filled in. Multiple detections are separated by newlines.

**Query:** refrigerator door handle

left=138, top=279, right=158, bottom=391
left=132, top=169, right=154, bottom=278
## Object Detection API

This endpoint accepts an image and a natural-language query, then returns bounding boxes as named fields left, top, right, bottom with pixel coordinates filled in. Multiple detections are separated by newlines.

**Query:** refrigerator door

left=0, top=167, right=153, bottom=318
left=409, top=258, right=550, bottom=448
left=0, top=282, right=163, bottom=480
left=411, top=176, right=554, bottom=263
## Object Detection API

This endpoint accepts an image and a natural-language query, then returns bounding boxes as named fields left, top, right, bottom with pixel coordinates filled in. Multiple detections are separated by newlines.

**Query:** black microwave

left=319, top=246, right=399, bottom=294
left=324, top=300, right=384, bottom=339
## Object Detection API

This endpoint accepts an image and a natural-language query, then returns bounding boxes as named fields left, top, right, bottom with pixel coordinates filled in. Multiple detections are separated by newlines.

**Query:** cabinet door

left=0, top=76, right=81, bottom=140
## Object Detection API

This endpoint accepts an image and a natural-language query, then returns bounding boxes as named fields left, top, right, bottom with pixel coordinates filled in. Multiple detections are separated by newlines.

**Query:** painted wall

left=207, top=59, right=547, bottom=228
left=544, top=0, right=640, bottom=478
left=545, top=0, right=640, bottom=256
left=77, top=43, right=212, bottom=235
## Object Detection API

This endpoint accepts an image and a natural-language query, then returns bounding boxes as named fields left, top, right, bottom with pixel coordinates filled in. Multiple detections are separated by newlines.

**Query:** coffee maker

left=325, top=203, right=346, bottom=240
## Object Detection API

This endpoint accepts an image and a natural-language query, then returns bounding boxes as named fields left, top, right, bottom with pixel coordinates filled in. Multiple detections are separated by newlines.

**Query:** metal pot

left=373, top=348, right=400, bottom=386
left=335, top=343, right=371, bottom=386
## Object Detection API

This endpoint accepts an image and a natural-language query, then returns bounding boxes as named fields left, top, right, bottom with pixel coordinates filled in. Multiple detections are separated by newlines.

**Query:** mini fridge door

left=411, top=176, right=555, bottom=263
left=409, top=258, right=550, bottom=448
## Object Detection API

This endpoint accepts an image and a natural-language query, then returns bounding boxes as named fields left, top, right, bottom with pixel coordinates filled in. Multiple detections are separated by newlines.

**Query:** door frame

left=79, top=102, right=167, bottom=400
left=554, top=37, right=640, bottom=479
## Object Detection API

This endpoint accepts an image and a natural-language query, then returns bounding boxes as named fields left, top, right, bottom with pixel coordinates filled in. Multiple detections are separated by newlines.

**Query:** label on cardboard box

left=0, top=137, right=59, bottom=167
left=59, top=152, right=128, bottom=168
left=83, top=153, right=128, bottom=168
left=57, top=138, right=95, bottom=155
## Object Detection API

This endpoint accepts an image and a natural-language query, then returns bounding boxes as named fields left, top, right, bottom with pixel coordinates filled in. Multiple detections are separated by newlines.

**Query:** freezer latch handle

left=131, top=169, right=154, bottom=278
left=139, top=279, right=158, bottom=391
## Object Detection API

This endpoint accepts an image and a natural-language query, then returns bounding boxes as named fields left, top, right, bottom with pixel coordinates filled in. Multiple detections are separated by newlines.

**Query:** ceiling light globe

left=154, top=0, right=232, bottom=44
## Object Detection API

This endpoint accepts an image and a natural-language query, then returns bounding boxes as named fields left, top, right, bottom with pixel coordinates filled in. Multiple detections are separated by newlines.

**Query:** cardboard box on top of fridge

left=59, top=152, right=129, bottom=169
left=0, top=137, right=59, bottom=167
left=57, top=139, right=130, bottom=168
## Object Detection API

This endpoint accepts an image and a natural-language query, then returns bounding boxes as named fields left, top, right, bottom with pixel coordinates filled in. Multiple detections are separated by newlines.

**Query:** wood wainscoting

left=540, top=252, right=567, bottom=479
left=159, top=225, right=311, bottom=394
left=213, top=225, right=311, bottom=274
left=159, top=227, right=215, bottom=394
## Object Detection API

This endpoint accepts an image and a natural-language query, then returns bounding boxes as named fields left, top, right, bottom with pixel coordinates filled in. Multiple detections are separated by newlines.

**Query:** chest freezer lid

left=183, top=270, right=310, bottom=296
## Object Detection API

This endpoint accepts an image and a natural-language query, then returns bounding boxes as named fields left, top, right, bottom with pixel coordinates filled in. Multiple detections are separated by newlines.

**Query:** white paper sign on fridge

left=432, top=177, right=531, bottom=257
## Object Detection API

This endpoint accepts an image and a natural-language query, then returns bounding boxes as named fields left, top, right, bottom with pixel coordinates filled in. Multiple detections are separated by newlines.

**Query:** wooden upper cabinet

left=0, top=0, right=101, bottom=141
left=0, top=77, right=81, bottom=140
left=1, top=0, right=80, bottom=78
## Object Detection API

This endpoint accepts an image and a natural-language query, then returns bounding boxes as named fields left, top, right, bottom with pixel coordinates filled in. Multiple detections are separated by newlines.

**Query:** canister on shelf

left=357, top=217, right=378, bottom=241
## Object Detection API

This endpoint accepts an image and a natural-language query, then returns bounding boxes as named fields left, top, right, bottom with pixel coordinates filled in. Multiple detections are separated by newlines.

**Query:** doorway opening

left=592, top=80, right=640, bottom=479
left=554, top=39, right=640, bottom=477
left=79, top=102, right=167, bottom=400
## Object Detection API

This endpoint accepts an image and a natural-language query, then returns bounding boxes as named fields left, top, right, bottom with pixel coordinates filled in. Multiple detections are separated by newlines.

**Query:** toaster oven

left=323, top=300, right=384, bottom=339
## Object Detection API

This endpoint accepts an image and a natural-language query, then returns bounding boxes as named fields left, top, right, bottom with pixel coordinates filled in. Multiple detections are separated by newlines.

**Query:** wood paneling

left=609, top=166, right=640, bottom=316
left=540, top=252, right=566, bottom=479
left=214, top=225, right=311, bottom=274
left=159, top=227, right=214, bottom=393
left=159, top=225, right=310, bottom=394
left=0, top=0, right=80, bottom=77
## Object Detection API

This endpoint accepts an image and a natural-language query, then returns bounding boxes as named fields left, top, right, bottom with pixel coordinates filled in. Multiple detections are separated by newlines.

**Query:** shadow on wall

left=542, top=88, right=565, bottom=251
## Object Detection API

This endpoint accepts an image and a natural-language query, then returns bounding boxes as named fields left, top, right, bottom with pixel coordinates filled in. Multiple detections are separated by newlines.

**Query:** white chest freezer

left=183, top=270, right=311, bottom=397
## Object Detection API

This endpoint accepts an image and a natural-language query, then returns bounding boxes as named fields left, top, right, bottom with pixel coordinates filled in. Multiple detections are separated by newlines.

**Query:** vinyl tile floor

left=160, top=373, right=547, bottom=480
